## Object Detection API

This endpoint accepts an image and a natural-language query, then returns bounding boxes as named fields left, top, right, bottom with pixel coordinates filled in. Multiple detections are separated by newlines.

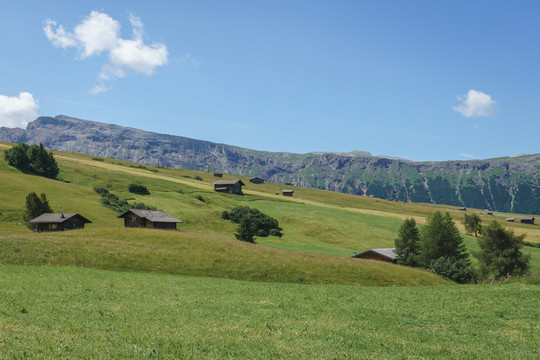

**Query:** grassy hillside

left=1, top=141, right=539, bottom=279
left=1, top=265, right=538, bottom=359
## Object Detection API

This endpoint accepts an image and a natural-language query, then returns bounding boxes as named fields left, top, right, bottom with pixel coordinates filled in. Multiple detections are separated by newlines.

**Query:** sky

left=1, top=0, right=539, bottom=161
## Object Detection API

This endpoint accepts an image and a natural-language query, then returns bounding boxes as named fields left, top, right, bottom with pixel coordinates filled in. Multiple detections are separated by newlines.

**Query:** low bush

left=94, top=187, right=155, bottom=212
left=429, top=257, right=477, bottom=284
left=128, top=183, right=150, bottom=195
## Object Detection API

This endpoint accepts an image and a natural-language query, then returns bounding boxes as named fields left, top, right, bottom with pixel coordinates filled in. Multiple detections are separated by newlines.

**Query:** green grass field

left=1, top=143, right=539, bottom=358
left=1, top=265, right=538, bottom=359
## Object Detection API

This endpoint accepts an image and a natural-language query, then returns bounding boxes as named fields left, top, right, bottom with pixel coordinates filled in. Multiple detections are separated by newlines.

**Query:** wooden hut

left=213, top=180, right=245, bottom=195
left=458, top=207, right=467, bottom=211
left=506, top=218, right=515, bottom=222
left=213, top=172, right=223, bottom=178
left=282, top=189, right=294, bottom=196
left=117, top=209, right=183, bottom=230
left=249, top=177, right=264, bottom=184
left=520, top=217, right=535, bottom=225
left=27, top=212, right=92, bottom=232
left=352, top=248, right=398, bottom=263
left=486, top=211, right=494, bottom=216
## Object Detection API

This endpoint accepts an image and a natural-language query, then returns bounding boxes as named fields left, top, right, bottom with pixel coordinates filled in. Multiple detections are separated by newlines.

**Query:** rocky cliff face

left=1, top=115, right=539, bottom=214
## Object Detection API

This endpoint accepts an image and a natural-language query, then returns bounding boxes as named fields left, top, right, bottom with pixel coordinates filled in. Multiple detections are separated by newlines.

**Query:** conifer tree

left=234, top=216, right=257, bottom=244
left=395, top=218, right=420, bottom=266
left=420, top=211, right=468, bottom=267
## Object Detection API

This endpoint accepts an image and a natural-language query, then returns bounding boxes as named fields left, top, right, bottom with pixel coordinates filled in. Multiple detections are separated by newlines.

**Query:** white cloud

left=453, top=89, right=496, bottom=118
left=0, top=92, right=39, bottom=128
left=460, top=153, right=476, bottom=159
left=44, top=11, right=168, bottom=93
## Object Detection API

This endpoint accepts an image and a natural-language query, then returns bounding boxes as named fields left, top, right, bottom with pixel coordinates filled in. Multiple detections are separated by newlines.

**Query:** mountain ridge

left=1, top=115, right=539, bottom=214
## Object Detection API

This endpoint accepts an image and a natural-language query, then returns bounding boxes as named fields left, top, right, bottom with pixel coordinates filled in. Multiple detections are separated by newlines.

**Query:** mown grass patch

left=0, top=265, right=538, bottom=359
left=0, top=228, right=446, bottom=286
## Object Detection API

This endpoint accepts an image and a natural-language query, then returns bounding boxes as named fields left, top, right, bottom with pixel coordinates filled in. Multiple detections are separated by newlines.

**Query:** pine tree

left=234, top=216, right=257, bottom=244
left=420, top=211, right=468, bottom=267
left=23, top=192, right=53, bottom=229
left=395, top=218, right=420, bottom=266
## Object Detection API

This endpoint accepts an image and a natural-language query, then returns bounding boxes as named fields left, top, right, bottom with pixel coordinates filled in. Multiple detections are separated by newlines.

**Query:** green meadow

left=0, top=142, right=539, bottom=358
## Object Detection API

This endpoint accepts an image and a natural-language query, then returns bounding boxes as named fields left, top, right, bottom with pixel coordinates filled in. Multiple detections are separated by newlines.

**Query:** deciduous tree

left=464, top=213, right=483, bottom=237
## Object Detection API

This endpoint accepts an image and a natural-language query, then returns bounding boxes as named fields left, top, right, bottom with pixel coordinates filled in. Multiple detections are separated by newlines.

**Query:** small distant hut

left=282, top=189, right=294, bottom=197
left=459, top=207, right=467, bottom=211
left=213, top=180, right=245, bottom=195
left=284, top=182, right=293, bottom=186
left=117, top=209, right=183, bottom=230
left=249, top=177, right=264, bottom=184
left=27, top=211, right=92, bottom=232
left=520, top=217, right=535, bottom=225
left=352, top=248, right=398, bottom=263
left=506, top=218, right=515, bottom=222
left=213, top=172, right=223, bottom=178
left=486, top=211, right=494, bottom=216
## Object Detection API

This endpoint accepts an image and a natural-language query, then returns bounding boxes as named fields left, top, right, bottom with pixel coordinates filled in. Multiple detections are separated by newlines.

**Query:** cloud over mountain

left=0, top=92, right=39, bottom=128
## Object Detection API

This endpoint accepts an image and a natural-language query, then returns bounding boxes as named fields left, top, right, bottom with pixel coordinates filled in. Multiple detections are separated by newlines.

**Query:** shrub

left=194, top=176, right=203, bottom=181
left=429, top=257, right=477, bottom=284
left=128, top=184, right=150, bottom=195
left=195, top=195, right=205, bottom=203
left=269, top=228, right=283, bottom=238
left=93, top=187, right=109, bottom=196
left=94, top=187, right=154, bottom=212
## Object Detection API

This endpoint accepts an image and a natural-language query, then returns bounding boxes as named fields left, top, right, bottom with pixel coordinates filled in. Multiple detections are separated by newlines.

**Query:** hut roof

left=520, top=217, right=535, bottom=221
left=282, top=189, right=294, bottom=193
left=117, top=209, right=183, bottom=223
left=28, top=213, right=92, bottom=224
left=353, top=248, right=398, bottom=261
left=213, top=180, right=245, bottom=186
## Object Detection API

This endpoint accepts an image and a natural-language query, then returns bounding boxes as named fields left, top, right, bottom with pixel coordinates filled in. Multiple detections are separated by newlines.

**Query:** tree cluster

left=222, top=206, right=283, bottom=243
left=395, top=211, right=531, bottom=282
left=94, top=187, right=156, bottom=212
left=4, top=143, right=59, bottom=179
left=395, top=211, right=472, bottom=283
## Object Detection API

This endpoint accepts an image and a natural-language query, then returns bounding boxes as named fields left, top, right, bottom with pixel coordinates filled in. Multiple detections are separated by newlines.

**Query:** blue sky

left=1, top=1, right=539, bottom=161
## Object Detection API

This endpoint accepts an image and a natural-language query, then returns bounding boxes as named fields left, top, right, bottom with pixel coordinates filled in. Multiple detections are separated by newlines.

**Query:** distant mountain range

left=1, top=115, right=539, bottom=214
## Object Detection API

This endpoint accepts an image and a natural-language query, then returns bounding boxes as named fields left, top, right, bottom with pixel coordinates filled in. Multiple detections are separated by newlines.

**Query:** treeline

left=395, top=211, right=530, bottom=283
left=4, top=143, right=59, bottom=179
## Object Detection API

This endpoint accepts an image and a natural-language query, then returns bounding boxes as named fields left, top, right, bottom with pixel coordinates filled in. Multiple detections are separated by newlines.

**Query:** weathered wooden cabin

left=352, top=248, right=398, bottom=263
left=213, top=172, right=223, bottom=178
left=249, top=177, right=264, bottom=184
left=486, top=211, right=494, bottom=216
left=520, top=217, right=535, bottom=225
left=282, top=189, right=294, bottom=196
left=27, top=212, right=92, bottom=232
left=459, top=207, right=467, bottom=211
left=506, top=218, right=515, bottom=222
left=284, top=182, right=293, bottom=186
left=117, top=209, right=183, bottom=230
left=213, top=180, right=245, bottom=195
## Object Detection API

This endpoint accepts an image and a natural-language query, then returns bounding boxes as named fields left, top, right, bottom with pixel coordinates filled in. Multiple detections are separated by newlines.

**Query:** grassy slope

left=0, top=142, right=539, bottom=275
left=1, top=265, right=538, bottom=359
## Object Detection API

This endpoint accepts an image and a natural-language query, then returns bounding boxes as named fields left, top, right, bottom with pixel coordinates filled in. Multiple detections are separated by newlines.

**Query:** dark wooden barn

left=282, top=189, right=294, bottom=196
left=27, top=212, right=92, bottom=232
left=213, top=172, right=223, bottom=178
left=352, top=248, right=398, bottom=263
left=117, top=209, right=183, bottom=230
left=520, top=217, right=535, bottom=225
left=506, top=218, right=515, bottom=222
left=213, top=180, right=245, bottom=195
left=249, top=177, right=264, bottom=184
